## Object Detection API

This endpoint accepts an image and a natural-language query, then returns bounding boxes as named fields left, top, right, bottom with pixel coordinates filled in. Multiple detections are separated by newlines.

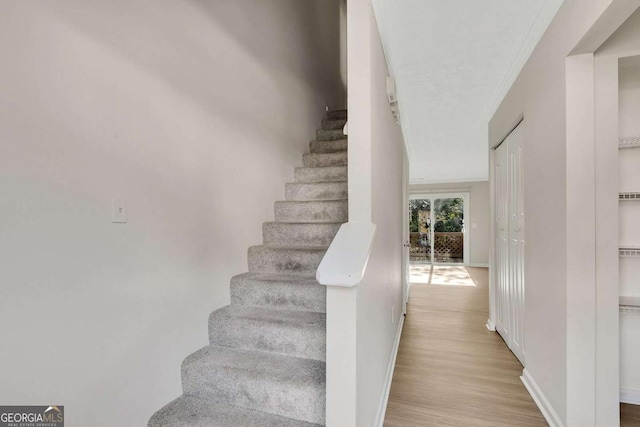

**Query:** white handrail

left=316, top=221, right=376, bottom=287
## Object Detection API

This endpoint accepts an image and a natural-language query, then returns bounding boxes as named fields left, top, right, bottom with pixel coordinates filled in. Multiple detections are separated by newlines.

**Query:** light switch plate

left=112, top=199, right=127, bottom=223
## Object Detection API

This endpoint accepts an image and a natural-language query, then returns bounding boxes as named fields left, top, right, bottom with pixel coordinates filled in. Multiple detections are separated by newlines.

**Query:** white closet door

left=508, top=124, right=525, bottom=365
left=495, top=138, right=510, bottom=343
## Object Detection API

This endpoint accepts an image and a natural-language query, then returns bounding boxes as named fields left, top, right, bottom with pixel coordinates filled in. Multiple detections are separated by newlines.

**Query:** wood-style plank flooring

left=622, top=402, right=640, bottom=426
left=384, top=266, right=546, bottom=426
left=384, top=265, right=640, bottom=426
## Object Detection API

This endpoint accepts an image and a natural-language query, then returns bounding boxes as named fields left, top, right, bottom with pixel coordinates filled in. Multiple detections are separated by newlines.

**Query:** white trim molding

left=520, top=369, right=565, bottom=427
left=485, top=319, right=496, bottom=331
left=483, top=0, right=564, bottom=121
left=621, top=389, right=640, bottom=405
left=375, top=314, right=405, bottom=427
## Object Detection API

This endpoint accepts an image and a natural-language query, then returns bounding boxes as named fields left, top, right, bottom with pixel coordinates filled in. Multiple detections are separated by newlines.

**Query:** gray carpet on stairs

left=148, top=110, right=347, bottom=426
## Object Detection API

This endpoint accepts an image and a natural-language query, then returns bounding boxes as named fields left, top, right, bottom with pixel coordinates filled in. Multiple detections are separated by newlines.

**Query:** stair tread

left=274, top=199, right=348, bottom=224
left=233, top=271, right=318, bottom=282
left=326, top=109, right=347, bottom=120
left=285, top=180, right=349, bottom=186
left=263, top=221, right=342, bottom=247
left=295, top=166, right=347, bottom=170
left=294, top=166, right=347, bottom=183
left=182, top=346, right=325, bottom=424
left=230, top=272, right=326, bottom=313
left=263, top=221, right=344, bottom=227
left=303, top=152, right=347, bottom=167
left=292, top=180, right=346, bottom=185
left=209, top=305, right=325, bottom=360
left=321, top=119, right=347, bottom=130
left=184, top=345, right=325, bottom=385
left=212, top=305, right=325, bottom=326
left=316, top=129, right=346, bottom=141
left=148, top=396, right=320, bottom=427
left=249, top=244, right=329, bottom=251
left=285, top=181, right=348, bottom=201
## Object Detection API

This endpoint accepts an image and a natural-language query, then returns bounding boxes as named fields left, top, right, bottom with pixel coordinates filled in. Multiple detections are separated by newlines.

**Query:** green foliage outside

left=409, top=198, right=464, bottom=233
left=409, top=199, right=429, bottom=232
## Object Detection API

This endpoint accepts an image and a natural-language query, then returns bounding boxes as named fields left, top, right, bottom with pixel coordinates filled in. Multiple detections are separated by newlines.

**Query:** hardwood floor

left=384, top=265, right=640, bottom=426
left=384, top=266, right=546, bottom=426
left=622, top=403, right=640, bottom=426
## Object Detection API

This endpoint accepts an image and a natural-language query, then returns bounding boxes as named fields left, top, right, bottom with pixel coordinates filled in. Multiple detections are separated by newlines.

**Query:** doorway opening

left=409, top=193, right=470, bottom=266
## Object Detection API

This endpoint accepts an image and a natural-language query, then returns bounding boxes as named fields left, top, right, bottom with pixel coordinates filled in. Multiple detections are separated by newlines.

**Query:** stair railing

left=316, top=221, right=377, bottom=426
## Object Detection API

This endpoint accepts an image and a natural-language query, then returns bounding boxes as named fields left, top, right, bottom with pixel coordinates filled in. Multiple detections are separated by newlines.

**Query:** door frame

left=408, top=192, right=470, bottom=266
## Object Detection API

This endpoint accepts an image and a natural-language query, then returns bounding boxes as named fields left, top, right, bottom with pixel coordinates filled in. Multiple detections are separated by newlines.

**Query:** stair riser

left=294, top=166, right=347, bottom=183
left=231, top=277, right=326, bottom=313
left=209, top=312, right=326, bottom=361
left=263, top=222, right=341, bottom=246
left=182, top=359, right=325, bottom=424
left=148, top=397, right=321, bottom=427
left=285, top=182, right=347, bottom=201
left=303, top=152, right=348, bottom=168
left=316, top=129, right=345, bottom=141
left=310, top=139, right=347, bottom=154
left=322, top=119, right=347, bottom=130
left=248, top=247, right=326, bottom=275
left=321, top=119, right=347, bottom=130
left=326, top=110, right=347, bottom=120
left=274, top=201, right=348, bottom=223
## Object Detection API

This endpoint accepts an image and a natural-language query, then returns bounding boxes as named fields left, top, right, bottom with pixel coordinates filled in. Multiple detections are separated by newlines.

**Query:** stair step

left=248, top=245, right=327, bottom=275
left=310, top=139, right=347, bottom=154
left=326, top=109, right=347, bottom=120
left=285, top=181, right=347, bottom=201
left=321, top=118, right=347, bottom=130
left=294, top=166, right=347, bottom=183
left=182, top=346, right=325, bottom=425
left=209, top=305, right=325, bottom=361
left=263, top=222, right=341, bottom=246
left=148, top=395, right=321, bottom=427
left=316, top=129, right=345, bottom=141
left=274, top=200, right=348, bottom=223
left=230, top=272, right=326, bottom=313
left=303, top=152, right=348, bottom=167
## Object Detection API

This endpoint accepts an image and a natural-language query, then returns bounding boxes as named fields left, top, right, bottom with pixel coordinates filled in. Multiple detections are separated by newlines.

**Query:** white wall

left=595, top=10, right=640, bottom=404
left=488, top=0, right=632, bottom=425
left=346, top=1, right=406, bottom=425
left=620, top=315, right=640, bottom=396
left=0, top=1, right=344, bottom=426
left=409, top=181, right=490, bottom=265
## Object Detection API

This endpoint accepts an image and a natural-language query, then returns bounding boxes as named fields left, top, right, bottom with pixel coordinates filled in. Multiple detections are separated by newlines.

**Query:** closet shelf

left=619, top=192, right=640, bottom=200
left=619, top=247, right=640, bottom=257
left=620, top=296, right=640, bottom=307
left=619, top=136, right=640, bottom=149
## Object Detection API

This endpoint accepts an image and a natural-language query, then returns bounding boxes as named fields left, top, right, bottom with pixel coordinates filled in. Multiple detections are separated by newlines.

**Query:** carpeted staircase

left=148, top=110, right=348, bottom=427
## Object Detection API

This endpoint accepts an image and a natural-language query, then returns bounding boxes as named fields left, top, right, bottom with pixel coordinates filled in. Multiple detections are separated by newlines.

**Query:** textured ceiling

left=371, top=0, right=563, bottom=184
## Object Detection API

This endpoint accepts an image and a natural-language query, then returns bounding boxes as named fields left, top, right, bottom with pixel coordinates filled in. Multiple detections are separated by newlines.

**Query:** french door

left=494, top=121, right=526, bottom=365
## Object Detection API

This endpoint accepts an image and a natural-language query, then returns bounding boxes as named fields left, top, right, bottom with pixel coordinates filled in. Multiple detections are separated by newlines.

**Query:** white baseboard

left=375, top=314, right=405, bottom=427
left=621, top=388, right=640, bottom=405
left=486, top=319, right=496, bottom=331
left=521, top=369, right=565, bottom=427
left=466, top=263, right=489, bottom=268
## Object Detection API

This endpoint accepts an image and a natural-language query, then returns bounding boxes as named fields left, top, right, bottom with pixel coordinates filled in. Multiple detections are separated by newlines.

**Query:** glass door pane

left=433, top=198, right=464, bottom=264
left=409, top=199, right=432, bottom=264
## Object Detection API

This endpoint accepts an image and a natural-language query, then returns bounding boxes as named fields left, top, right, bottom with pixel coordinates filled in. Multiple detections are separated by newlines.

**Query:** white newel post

left=325, top=286, right=357, bottom=426
left=317, top=222, right=376, bottom=427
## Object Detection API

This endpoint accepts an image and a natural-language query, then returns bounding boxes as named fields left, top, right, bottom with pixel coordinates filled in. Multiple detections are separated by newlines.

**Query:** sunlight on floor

left=410, top=264, right=477, bottom=287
